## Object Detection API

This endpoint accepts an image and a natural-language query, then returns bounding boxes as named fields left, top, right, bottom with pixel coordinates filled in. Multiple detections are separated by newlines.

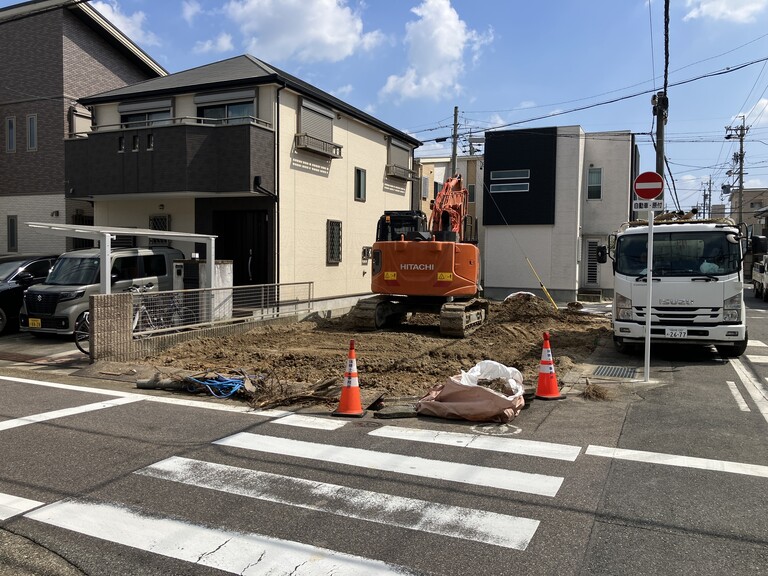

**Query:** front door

left=212, top=210, right=271, bottom=286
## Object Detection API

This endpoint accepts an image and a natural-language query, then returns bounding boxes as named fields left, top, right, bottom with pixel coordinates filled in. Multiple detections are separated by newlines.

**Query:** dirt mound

left=136, top=294, right=610, bottom=409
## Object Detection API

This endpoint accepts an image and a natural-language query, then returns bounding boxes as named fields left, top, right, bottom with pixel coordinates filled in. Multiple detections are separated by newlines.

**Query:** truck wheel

left=613, top=337, right=636, bottom=354
left=716, top=334, right=748, bottom=358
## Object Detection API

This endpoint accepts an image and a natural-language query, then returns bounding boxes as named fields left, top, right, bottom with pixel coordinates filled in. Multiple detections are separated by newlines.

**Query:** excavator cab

left=376, top=210, right=429, bottom=242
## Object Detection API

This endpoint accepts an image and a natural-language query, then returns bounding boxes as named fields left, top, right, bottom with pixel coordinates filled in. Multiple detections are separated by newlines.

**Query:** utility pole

left=725, top=116, right=748, bottom=224
left=450, top=106, right=458, bottom=177
left=652, top=91, right=668, bottom=177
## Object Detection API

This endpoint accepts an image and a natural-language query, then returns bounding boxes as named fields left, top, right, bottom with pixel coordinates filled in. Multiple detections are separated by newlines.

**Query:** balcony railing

left=386, top=164, right=417, bottom=181
left=68, top=115, right=273, bottom=138
left=294, top=133, right=343, bottom=159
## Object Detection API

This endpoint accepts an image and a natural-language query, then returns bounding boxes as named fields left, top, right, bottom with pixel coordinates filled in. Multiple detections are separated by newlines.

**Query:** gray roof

left=80, top=54, right=420, bottom=147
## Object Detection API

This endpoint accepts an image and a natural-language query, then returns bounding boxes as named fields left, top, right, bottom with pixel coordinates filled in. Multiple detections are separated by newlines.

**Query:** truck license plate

left=29, top=318, right=41, bottom=328
left=665, top=328, right=687, bottom=338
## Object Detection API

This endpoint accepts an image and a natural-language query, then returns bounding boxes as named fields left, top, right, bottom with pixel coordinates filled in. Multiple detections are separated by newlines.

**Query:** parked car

left=0, top=254, right=59, bottom=334
left=20, top=246, right=184, bottom=336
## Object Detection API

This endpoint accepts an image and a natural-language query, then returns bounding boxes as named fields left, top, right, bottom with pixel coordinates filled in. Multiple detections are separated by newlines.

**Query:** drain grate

left=593, top=365, right=637, bottom=379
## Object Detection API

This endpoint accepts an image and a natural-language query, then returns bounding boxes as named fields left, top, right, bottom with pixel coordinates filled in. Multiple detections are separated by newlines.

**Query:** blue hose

left=185, top=374, right=245, bottom=399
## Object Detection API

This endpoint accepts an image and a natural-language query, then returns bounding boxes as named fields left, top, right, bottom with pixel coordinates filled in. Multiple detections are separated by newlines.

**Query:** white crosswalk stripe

left=214, top=432, right=565, bottom=496
left=20, top=419, right=579, bottom=571
left=26, top=499, right=413, bottom=575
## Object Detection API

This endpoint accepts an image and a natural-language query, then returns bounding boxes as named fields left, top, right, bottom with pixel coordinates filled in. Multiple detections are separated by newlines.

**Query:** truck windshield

left=616, top=231, right=740, bottom=277
left=45, top=257, right=100, bottom=285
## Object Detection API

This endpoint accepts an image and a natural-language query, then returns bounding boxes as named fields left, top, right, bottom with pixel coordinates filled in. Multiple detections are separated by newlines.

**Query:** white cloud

left=380, top=0, right=493, bottom=102
left=744, top=98, right=768, bottom=127
left=223, top=0, right=384, bottom=63
left=332, top=84, right=354, bottom=98
left=91, top=1, right=160, bottom=46
left=684, top=0, right=768, bottom=23
left=193, top=33, right=235, bottom=55
left=182, top=0, right=202, bottom=26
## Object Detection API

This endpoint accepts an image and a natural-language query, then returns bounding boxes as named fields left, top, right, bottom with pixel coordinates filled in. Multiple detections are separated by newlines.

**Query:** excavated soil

left=130, top=293, right=611, bottom=409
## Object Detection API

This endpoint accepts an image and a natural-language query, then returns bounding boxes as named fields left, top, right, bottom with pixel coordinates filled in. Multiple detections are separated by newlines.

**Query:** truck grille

left=635, top=306, right=721, bottom=325
left=24, top=292, right=59, bottom=316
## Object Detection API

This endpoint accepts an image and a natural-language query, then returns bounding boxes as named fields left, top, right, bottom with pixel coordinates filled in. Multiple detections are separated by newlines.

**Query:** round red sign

left=634, top=171, right=664, bottom=200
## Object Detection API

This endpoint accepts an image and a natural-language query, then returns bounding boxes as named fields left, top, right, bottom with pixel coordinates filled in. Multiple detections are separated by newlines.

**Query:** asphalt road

left=0, top=297, right=766, bottom=575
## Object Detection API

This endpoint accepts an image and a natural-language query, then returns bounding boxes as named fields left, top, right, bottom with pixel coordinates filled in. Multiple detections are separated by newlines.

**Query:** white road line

left=0, top=397, right=143, bottom=431
left=726, top=381, right=751, bottom=411
left=0, top=493, right=43, bottom=520
left=215, top=432, right=564, bottom=497
left=369, top=426, right=581, bottom=461
left=585, top=445, right=768, bottom=478
left=26, top=500, right=413, bottom=575
left=267, top=413, right=347, bottom=430
left=139, top=456, right=538, bottom=550
left=0, top=375, right=334, bottom=428
left=730, top=358, right=768, bottom=424
left=745, top=355, right=768, bottom=364
left=747, top=340, right=767, bottom=347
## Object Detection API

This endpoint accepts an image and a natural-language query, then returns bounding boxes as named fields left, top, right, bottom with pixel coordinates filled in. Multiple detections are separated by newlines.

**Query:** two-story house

left=0, top=0, right=166, bottom=254
left=479, top=126, right=638, bottom=302
left=66, top=54, right=421, bottom=309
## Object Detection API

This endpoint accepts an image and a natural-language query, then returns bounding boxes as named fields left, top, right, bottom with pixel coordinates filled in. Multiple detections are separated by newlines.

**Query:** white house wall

left=481, top=126, right=633, bottom=302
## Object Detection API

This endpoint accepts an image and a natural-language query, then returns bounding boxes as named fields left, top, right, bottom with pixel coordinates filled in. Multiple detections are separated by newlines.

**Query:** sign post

left=633, top=172, right=664, bottom=383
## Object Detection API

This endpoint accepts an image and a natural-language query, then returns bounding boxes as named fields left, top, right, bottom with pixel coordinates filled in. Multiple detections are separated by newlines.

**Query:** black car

left=0, top=254, right=59, bottom=334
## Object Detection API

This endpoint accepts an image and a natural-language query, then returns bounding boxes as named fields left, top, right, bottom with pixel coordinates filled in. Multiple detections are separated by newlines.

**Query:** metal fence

left=90, top=282, right=313, bottom=361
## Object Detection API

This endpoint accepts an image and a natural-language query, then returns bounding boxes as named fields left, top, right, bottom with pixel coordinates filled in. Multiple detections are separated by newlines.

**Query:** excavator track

left=348, top=296, right=406, bottom=331
left=439, top=298, right=489, bottom=338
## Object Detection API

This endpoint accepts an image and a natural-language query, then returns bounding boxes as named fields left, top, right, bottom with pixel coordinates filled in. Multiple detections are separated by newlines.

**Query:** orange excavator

left=350, top=174, right=488, bottom=337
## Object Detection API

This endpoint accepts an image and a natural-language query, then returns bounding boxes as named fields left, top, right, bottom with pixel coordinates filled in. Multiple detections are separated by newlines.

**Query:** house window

left=7, top=215, right=17, bottom=252
left=26, top=114, right=37, bottom=151
left=295, top=98, right=342, bottom=158
left=386, top=138, right=413, bottom=180
left=147, top=134, right=154, bottom=151
left=468, top=184, right=476, bottom=203
left=5, top=117, right=15, bottom=153
left=421, top=177, right=429, bottom=200
left=132, top=135, right=139, bottom=151
left=490, top=183, right=529, bottom=193
left=120, top=110, right=172, bottom=128
left=586, top=240, right=600, bottom=284
left=198, top=101, right=254, bottom=125
left=434, top=181, right=441, bottom=199
left=491, top=169, right=529, bottom=180
left=149, top=214, right=171, bottom=246
left=588, top=168, right=602, bottom=200
left=354, top=168, right=366, bottom=202
left=327, top=220, right=342, bottom=264
left=750, top=201, right=763, bottom=209
left=118, top=136, right=125, bottom=152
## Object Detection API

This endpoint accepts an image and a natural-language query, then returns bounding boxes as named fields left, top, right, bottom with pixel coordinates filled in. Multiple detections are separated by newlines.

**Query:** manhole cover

left=593, top=365, right=637, bottom=379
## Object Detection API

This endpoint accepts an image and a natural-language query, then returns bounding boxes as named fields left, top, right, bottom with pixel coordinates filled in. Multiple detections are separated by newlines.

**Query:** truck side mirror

left=596, top=245, right=608, bottom=264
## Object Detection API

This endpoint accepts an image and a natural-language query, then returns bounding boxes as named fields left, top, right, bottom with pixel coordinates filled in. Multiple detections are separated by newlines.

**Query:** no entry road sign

left=634, top=171, right=664, bottom=200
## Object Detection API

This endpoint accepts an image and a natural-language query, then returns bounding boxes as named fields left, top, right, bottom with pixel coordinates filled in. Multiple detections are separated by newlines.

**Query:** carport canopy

left=25, top=222, right=216, bottom=294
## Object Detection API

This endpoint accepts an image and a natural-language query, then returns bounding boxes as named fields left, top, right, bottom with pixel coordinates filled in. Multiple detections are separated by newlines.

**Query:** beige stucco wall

left=277, top=89, right=412, bottom=300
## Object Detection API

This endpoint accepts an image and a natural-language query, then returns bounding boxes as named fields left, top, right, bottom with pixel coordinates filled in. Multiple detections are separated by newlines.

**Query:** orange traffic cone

left=535, top=332, right=565, bottom=400
left=332, top=340, right=366, bottom=417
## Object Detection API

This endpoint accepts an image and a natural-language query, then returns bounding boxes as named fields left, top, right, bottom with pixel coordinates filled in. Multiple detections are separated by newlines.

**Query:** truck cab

left=599, top=218, right=748, bottom=357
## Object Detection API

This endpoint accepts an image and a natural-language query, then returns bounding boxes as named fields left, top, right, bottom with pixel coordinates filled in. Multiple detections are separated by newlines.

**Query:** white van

left=20, top=246, right=184, bottom=336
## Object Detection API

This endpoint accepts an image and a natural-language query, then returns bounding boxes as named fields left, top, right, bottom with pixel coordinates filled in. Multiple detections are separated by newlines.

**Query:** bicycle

left=131, top=284, right=197, bottom=334
left=131, top=283, right=167, bottom=333
left=74, top=311, right=90, bottom=355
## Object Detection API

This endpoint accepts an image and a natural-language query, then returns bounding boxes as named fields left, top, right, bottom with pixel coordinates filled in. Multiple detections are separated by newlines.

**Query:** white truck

left=597, top=216, right=748, bottom=357
left=750, top=236, right=768, bottom=299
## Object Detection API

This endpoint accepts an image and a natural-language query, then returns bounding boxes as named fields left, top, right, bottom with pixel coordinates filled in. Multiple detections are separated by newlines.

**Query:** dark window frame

left=327, top=220, right=342, bottom=265
left=354, top=167, right=366, bottom=202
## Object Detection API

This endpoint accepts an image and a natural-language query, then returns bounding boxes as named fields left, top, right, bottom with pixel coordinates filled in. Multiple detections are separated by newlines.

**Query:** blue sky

left=7, top=0, right=768, bottom=212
